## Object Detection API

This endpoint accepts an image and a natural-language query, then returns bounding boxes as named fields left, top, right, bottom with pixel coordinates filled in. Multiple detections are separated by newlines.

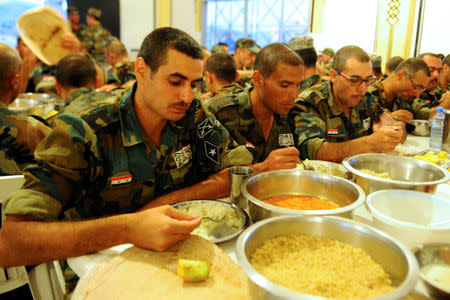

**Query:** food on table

left=177, top=259, right=210, bottom=282
left=263, top=195, right=339, bottom=210
left=250, top=234, right=394, bottom=299
left=357, top=168, right=391, bottom=179
left=421, top=264, right=450, bottom=290
left=176, top=201, right=245, bottom=241
left=298, top=159, right=349, bottom=179
left=414, top=151, right=450, bottom=171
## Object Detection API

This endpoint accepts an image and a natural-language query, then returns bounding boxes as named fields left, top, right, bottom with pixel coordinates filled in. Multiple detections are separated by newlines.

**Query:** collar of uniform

left=326, top=81, right=345, bottom=117
left=64, top=87, right=94, bottom=107
left=238, top=87, right=258, bottom=126
left=119, top=83, right=144, bottom=147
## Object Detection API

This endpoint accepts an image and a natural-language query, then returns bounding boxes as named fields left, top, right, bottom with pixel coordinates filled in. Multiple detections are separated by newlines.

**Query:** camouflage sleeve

left=106, top=69, right=120, bottom=84
left=3, top=114, right=102, bottom=220
left=289, top=100, right=326, bottom=160
left=410, top=98, right=431, bottom=120
left=365, top=94, right=384, bottom=124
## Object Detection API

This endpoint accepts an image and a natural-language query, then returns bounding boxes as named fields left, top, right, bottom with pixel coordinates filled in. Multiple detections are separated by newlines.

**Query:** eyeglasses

left=334, top=69, right=376, bottom=86
left=406, top=75, right=426, bottom=93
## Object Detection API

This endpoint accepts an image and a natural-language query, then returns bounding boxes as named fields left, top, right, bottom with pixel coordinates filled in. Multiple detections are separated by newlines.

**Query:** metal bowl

left=241, top=169, right=365, bottom=222
left=236, top=215, right=418, bottom=300
left=9, top=93, right=55, bottom=117
left=299, top=159, right=355, bottom=181
left=414, top=243, right=450, bottom=299
left=409, top=119, right=431, bottom=136
left=172, top=199, right=250, bottom=243
left=343, top=153, right=449, bottom=195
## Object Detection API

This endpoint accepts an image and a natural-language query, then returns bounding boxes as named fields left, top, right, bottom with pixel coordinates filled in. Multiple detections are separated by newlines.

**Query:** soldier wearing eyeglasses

left=289, top=45, right=405, bottom=162
left=367, top=58, right=431, bottom=122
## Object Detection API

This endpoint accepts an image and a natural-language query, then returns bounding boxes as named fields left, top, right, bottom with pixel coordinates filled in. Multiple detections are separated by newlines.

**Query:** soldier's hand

left=368, top=126, right=403, bottom=153
left=391, top=109, right=413, bottom=123
left=261, top=147, right=300, bottom=171
left=60, top=32, right=81, bottom=54
left=128, top=205, right=201, bottom=252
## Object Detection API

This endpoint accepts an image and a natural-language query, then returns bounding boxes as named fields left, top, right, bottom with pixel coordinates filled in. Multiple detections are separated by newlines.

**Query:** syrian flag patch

left=327, top=129, right=339, bottom=135
left=110, top=173, right=132, bottom=186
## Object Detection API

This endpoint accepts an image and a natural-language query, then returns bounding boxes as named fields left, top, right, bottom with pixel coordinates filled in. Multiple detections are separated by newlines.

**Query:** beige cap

left=16, top=7, right=71, bottom=66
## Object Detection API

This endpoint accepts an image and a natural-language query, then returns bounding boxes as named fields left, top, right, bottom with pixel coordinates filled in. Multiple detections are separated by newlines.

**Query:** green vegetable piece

left=177, top=259, right=210, bottom=282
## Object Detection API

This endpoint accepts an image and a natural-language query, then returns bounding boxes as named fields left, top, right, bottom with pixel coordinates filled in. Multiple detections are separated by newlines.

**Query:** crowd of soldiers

left=0, top=6, right=450, bottom=295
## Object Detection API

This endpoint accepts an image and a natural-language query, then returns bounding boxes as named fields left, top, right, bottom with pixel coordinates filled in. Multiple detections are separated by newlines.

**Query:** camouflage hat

left=67, top=6, right=79, bottom=15
left=370, top=54, right=382, bottom=68
left=88, top=7, right=102, bottom=18
left=287, top=36, right=314, bottom=51
left=211, top=44, right=228, bottom=54
left=321, top=48, right=335, bottom=57
left=236, top=38, right=259, bottom=53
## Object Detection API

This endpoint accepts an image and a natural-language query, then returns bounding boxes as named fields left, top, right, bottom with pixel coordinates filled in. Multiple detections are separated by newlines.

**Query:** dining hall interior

left=0, top=0, right=449, bottom=299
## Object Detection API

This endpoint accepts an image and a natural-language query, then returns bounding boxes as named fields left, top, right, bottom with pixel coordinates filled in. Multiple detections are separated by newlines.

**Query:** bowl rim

left=343, top=153, right=450, bottom=186
left=241, top=169, right=365, bottom=215
left=236, top=215, right=419, bottom=300
left=366, top=190, right=450, bottom=231
left=171, top=199, right=250, bottom=243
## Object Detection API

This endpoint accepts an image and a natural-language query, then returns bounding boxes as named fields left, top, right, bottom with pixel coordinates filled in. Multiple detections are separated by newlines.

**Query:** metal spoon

left=202, top=214, right=227, bottom=223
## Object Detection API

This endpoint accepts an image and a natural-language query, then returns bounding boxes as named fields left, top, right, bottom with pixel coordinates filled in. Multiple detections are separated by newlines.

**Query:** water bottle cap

left=436, top=107, right=445, bottom=113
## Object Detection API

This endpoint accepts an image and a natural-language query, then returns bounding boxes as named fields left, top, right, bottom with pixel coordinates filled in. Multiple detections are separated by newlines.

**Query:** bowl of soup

left=240, top=169, right=365, bottom=222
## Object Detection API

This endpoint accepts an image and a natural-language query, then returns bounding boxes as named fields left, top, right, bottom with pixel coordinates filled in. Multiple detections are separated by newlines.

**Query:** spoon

left=202, top=213, right=227, bottom=223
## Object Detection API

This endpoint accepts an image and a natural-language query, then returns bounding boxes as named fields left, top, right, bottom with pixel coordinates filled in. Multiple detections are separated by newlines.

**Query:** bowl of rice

left=172, top=199, right=249, bottom=243
left=236, top=215, right=418, bottom=300
left=343, top=153, right=449, bottom=195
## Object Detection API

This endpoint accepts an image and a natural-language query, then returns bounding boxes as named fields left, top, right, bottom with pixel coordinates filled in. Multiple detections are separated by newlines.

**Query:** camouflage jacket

left=323, top=60, right=333, bottom=76
left=71, top=23, right=87, bottom=41
left=106, top=61, right=136, bottom=85
left=27, top=64, right=56, bottom=93
left=81, top=25, right=111, bottom=66
left=289, top=81, right=383, bottom=160
left=205, top=83, right=243, bottom=103
left=0, top=102, right=51, bottom=175
left=62, top=87, right=128, bottom=115
left=419, top=86, right=446, bottom=108
left=206, top=87, right=295, bottom=164
left=367, top=80, right=430, bottom=120
left=299, top=74, right=323, bottom=93
left=4, top=84, right=252, bottom=221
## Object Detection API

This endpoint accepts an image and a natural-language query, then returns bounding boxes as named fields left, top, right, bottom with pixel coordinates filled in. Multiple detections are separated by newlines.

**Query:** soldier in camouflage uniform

left=367, top=58, right=431, bottom=121
left=207, top=43, right=302, bottom=169
left=0, top=27, right=253, bottom=271
left=440, top=54, right=450, bottom=91
left=317, top=48, right=334, bottom=77
left=234, top=38, right=259, bottom=88
left=105, top=40, right=135, bottom=85
left=418, top=52, right=446, bottom=108
left=0, top=44, right=51, bottom=175
left=81, top=8, right=112, bottom=67
left=289, top=46, right=404, bottom=162
left=67, top=6, right=87, bottom=41
left=202, top=53, right=242, bottom=102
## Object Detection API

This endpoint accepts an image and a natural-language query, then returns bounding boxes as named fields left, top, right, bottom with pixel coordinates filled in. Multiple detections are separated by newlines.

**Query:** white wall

left=120, top=0, right=155, bottom=60
left=171, top=0, right=202, bottom=44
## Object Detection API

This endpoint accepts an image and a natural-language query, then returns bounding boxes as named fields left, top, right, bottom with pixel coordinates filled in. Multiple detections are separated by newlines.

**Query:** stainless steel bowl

left=9, top=93, right=56, bottom=117
left=236, top=215, right=418, bottom=300
left=414, top=243, right=450, bottom=299
left=343, top=153, right=449, bottom=195
left=241, top=169, right=365, bottom=222
left=409, top=119, right=431, bottom=136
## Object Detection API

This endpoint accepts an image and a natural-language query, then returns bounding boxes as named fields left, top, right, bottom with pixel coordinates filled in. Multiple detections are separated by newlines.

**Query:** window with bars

left=203, top=0, right=312, bottom=52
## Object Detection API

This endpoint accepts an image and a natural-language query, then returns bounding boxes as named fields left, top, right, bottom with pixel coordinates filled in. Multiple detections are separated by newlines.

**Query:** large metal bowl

left=343, top=153, right=449, bottom=195
left=9, top=93, right=56, bottom=117
left=241, top=169, right=365, bottom=222
left=236, top=215, right=418, bottom=300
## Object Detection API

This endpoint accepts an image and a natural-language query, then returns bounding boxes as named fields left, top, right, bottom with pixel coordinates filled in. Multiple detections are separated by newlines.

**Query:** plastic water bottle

left=429, top=107, right=445, bottom=151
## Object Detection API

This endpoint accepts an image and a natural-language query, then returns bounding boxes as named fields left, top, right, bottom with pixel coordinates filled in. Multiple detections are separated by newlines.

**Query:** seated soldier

left=0, top=43, right=50, bottom=175
left=0, top=27, right=254, bottom=268
left=55, top=53, right=126, bottom=115
left=418, top=52, right=447, bottom=107
left=287, top=36, right=322, bottom=93
left=439, top=54, right=450, bottom=91
left=367, top=58, right=431, bottom=122
left=234, top=38, right=260, bottom=88
left=370, top=54, right=383, bottom=79
left=290, top=46, right=405, bottom=163
left=316, top=47, right=334, bottom=80
left=385, top=56, right=404, bottom=77
left=104, top=40, right=136, bottom=88
left=207, top=43, right=303, bottom=170
left=211, top=43, right=229, bottom=54
left=203, top=53, right=242, bottom=101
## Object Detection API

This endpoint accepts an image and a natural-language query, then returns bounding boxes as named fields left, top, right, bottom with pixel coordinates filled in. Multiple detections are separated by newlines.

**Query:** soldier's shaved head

left=333, top=46, right=370, bottom=72
left=106, top=40, right=128, bottom=58
left=394, top=58, right=430, bottom=77
left=254, top=43, right=303, bottom=77
left=55, top=53, right=97, bottom=88
left=206, top=53, right=237, bottom=84
left=0, top=43, right=22, bottom=101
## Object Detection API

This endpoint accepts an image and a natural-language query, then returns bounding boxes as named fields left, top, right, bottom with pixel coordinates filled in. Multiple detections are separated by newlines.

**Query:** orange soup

left=263, top=195, right=339, bottom=210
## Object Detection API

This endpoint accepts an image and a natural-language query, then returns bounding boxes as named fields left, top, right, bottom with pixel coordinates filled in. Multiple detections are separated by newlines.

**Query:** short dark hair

left=418, top=52, right=441, bottom=60
left=254, top=43, right=303, bottom=77
left=295, top=48, right=317, bottom=68
left=394, top=58, right=430, bottom=77
left=106, top=40, right=128, bottom=58
left=332, top=45, right=370, bottom=72
left=55, top=54, right=97, bottom=88
left=137, top=27, right=203, bottom=73
left=206, top=53, right=236, bottom=83
left=218, top=42, right=228, bottom=47
left=385, top=56, right=404, bottom=73
left=0, top=45, right=21, bottom=95
left=442, top=54, right=450, bottom=67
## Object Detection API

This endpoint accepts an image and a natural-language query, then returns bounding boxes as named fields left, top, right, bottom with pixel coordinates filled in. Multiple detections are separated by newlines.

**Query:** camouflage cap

left=321, top=48, right=335, bottom=57
left=236, top=38, right=259, bottom=53
left=67, top=6, right=79, bottom=15
left=211, top=44, right=228, bottom=54
left=88, top=7, right=102, bottom=18
left=370, top=54, right=382, bottom=68
left=287, top=36, right=314, bottom=51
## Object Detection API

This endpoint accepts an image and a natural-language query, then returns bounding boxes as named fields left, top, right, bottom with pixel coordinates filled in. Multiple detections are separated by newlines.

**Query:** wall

left=171, top=0, right=202, bottom=44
